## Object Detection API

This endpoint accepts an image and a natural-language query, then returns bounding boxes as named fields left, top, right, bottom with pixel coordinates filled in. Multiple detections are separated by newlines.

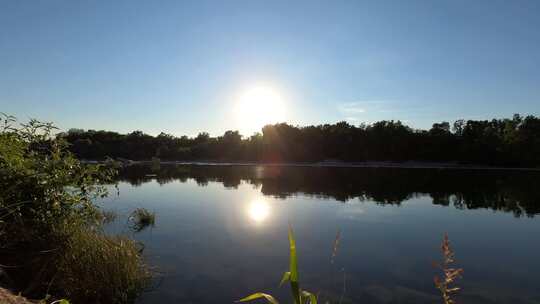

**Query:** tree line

left=60, top=114, right=540, bottom=167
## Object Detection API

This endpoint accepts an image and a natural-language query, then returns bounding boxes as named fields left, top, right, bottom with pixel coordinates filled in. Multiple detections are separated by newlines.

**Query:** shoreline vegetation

left=0, top=288, right=34, bottom=304
left=62, top=114, right=540, bottom=168
left=0, top=115, right=150, bottom=303
left=90, top=159, right=540, bottom=171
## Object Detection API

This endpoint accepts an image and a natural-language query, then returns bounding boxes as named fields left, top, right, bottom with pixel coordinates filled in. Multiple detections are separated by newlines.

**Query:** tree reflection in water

left=116, top=164, right=540, bottom=218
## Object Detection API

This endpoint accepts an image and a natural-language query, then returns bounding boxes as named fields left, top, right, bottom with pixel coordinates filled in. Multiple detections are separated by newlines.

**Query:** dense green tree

left=58, top=115, right=540, bottom=167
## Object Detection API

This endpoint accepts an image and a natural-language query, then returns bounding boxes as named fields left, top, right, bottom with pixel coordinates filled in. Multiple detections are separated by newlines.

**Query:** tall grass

left=54, top=227, right=151, bottom=303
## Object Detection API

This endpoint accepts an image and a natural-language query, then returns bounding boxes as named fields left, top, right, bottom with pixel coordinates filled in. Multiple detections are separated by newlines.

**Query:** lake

left=101, top=164, right=540, bottom=304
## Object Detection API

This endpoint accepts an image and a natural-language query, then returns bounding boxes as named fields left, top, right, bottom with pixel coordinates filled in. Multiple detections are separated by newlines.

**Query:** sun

left=234, top=85, right=286, bottom=135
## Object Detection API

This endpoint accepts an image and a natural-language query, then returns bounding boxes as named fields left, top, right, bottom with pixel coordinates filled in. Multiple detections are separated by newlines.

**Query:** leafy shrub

left=0, top=114, right=150, bottom=303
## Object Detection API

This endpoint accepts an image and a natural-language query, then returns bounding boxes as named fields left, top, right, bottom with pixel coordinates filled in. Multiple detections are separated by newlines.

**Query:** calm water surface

left=102, top=165, right=540, bottom=304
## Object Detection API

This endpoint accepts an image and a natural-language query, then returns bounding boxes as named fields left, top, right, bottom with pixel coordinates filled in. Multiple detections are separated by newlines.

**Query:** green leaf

left=288, top=226, right=301, bottom=304
left=291, top=282, right=301, bottom=304
left=301, top=290, right=318, bottom=304
left=279, top=271, right=291, bottom=287
left=288, top=226, right=298, bottom=282
left=237, top=293, right=279, bottom=304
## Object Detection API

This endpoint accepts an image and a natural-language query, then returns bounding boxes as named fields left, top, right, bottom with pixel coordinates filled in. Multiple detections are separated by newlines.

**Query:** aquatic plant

left=434, top=233, right=463, bottom=304
left=238, top=227, right=318, bottom=304
left=129, top=208, right=156, bottom=232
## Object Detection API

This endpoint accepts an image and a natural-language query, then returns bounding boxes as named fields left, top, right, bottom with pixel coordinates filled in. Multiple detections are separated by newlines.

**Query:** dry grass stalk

left=434, top=233, right=464, bottom=304
left=330, top=229, right=341, bottom=264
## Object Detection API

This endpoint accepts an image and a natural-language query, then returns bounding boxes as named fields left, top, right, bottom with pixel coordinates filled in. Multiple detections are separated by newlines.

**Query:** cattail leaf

left=237, top=293, right=279, bottom=304
left=288, top=226, right=301, bottom=304
left=279, top=271, right=291, bottom=287
left=288, top=226, right=298, bottom=282
left=301, top=290, right=318, bottom=304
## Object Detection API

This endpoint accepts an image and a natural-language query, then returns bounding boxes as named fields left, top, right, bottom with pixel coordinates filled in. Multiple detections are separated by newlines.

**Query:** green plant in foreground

left=0, top=114, right=150, bottom=303
left=238, top=227, right=317, bottom=304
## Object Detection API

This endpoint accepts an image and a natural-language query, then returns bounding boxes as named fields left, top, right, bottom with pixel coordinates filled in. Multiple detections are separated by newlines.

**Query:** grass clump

left=129, top=208, right=155, bottom=232
left=55, top=228, right=151, bottom=303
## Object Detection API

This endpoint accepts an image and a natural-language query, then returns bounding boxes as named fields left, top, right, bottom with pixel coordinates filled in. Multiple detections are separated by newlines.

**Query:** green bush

left=0, top=114, right=150, bottom=303
left=0, top=115, right=113, bottom=233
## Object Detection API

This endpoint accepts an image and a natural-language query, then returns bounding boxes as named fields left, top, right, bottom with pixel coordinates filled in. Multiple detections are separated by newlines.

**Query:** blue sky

left=1, top=0, right=539, bottom=136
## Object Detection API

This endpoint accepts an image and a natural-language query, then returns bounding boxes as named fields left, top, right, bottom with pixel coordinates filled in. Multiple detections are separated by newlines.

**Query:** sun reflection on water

left=247, top=199, right=270, bottom=224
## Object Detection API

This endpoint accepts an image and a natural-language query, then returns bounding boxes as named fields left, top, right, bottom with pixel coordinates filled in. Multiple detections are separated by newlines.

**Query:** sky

left=1, top=0, right=539, bottom=137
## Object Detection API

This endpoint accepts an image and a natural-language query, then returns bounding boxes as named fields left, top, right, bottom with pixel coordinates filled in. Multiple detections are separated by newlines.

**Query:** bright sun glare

left=247, top=199, right=270, bottom=223
left=235, top=85, right=286, bottom=135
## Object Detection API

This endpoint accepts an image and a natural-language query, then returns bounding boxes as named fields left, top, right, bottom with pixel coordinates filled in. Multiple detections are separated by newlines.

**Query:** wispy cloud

left=338, top=100, right=390, bottom=123
left=344, top=116, right=360, bottom=122
left=338, top=100, right=392, bottom=114
left=339, top=102, right=367, bottom=114
left=337, top=99, right=470, bottom=129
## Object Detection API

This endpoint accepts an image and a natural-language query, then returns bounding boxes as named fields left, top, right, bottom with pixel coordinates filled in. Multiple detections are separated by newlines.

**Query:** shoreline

left=0, top=288, right=34, bottom=304
left=84, top=160, right=540, bottom=171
